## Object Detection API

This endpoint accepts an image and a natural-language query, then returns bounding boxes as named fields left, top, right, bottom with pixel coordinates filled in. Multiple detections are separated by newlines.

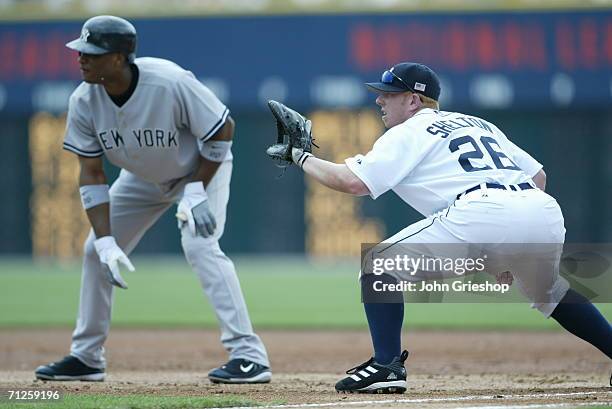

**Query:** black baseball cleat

left=35, top=355, right=105, bottom=381
left=208, top=358, right=271, bottom=384
left=335, top=350, right=408, bottom=394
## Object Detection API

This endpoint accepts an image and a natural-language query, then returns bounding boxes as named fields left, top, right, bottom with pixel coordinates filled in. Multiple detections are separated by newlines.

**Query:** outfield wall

left=0, top=11, right=611, bottom=256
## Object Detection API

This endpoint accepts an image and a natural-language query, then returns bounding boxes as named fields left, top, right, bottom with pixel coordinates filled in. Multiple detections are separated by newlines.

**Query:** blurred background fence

left=1, top=2, right=611, bottom=261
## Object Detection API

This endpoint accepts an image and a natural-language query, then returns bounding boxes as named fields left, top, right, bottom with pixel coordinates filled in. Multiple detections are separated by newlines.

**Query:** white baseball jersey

left=345, top=108, right=542, bottom=216
left=63, top=57, right=230, bottom=184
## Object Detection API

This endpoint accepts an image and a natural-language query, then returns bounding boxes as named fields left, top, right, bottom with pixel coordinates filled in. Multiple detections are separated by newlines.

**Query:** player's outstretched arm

left=297, top=152, right=370, bottom=196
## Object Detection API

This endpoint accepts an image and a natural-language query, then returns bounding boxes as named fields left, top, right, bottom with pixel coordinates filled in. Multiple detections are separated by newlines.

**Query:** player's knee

left=181, top=235, right=221, bottom=258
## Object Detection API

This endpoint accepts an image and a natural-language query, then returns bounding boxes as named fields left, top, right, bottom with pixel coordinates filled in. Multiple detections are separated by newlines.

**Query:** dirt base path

left=1, top=329, right=610, bottom=408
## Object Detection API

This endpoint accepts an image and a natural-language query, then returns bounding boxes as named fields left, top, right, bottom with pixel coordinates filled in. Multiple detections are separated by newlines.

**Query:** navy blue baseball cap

left=366, top=62, right=441, bottom=101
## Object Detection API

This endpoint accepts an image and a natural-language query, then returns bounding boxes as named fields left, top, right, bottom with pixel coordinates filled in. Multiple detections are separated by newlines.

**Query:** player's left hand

left=292, top=147, right=313, bottom=168
left=176, top=181, right=217, bottom=237
left=265, top=100, right=316, bottom=169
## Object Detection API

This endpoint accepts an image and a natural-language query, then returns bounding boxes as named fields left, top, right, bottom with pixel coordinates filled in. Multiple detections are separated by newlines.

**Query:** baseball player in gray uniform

left=34, top=15, right=271, bottom=384
left=277, top=62, right=611, bottom=393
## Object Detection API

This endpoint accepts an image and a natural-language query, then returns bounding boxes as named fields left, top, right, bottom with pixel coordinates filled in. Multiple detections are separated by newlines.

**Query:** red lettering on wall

left=380, top=26, right=402, bottom=66
left=45, top=32, right=63, bottom=78
left=349, top=19, right=553, bottom=71
left=349, top=17, right=612, bottom=72
left=475, top=23, right=496, bottom=69
left=448, top=22, right=468, bottom=70
left=22, top=34, right=40, bottom=78
left=0, top=30, right=92, bottom=80
left=502, top=23, right=523, bottom=68
left=351, top=25, right=377, bottom=70
left=579, top=19, right=598, bottom=68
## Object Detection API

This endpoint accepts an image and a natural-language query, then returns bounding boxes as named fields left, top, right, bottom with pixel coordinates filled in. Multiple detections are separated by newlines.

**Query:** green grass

left=0, top=257, right=611, bottom=330
left=0, top=394, right=263, bottom=409
left=575, top=407, right=612, bottom=409
left=3, top=397, right=603, bottom=409
left=581, top=407, right=612, bottom=409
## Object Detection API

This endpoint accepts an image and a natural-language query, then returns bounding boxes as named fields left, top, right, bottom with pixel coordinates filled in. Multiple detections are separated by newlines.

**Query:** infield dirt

left=1, top=329, right=610, bottom=408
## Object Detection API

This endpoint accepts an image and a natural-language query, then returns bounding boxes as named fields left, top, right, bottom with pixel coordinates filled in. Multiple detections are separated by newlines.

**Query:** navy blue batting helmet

left=66, top=15, right=137, bottom=63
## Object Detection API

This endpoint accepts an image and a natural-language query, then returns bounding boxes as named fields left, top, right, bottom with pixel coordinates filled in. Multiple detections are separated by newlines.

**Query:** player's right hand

left=93, top=236, right=134, bottom=289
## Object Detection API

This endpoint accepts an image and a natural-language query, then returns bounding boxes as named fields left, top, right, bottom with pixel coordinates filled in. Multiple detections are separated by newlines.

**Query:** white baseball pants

left=367, top=186, right=569, bottom=317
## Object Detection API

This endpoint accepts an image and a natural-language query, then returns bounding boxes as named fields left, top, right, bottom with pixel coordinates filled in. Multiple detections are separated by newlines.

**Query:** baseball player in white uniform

left=285, top=62, right=611, bottom=393
left=35, top=15, right=271, bottom=384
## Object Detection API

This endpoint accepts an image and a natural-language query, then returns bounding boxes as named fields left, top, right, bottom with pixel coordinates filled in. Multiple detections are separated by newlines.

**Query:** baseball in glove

left=266, top=100, right=317, bottom=168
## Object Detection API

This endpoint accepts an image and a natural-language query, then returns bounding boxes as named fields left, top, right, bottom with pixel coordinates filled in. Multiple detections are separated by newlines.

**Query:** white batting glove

left=292, top=147, right=312, bottom=168
left=176, top=182, right=216, bottom=238
left=93, top=236, right=134, bottom=289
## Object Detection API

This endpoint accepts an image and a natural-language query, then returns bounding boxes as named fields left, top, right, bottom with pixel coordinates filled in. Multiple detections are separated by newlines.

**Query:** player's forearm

left=190, top=158, right=222, bottom=188
left=302, top=157, right=369, bottom=196
left=78, top=159, right=112, bottom=238
left=85, top=203, right=111, bottom=238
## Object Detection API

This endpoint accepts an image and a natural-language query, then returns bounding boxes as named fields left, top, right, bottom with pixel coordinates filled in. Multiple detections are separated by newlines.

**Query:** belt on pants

left=456, top=182, right=534, bottom=200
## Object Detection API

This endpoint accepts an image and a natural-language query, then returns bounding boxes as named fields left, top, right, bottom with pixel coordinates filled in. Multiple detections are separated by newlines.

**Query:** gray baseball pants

left=69, top=161, right=269, bottom=369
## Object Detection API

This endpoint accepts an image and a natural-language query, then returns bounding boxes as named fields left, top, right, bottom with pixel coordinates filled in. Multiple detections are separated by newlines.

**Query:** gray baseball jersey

left=63, top=57, right=231, bottom=183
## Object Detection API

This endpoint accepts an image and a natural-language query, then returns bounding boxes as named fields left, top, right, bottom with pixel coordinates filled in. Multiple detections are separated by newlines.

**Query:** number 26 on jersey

left=449, top=135, right=520, bottom=173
